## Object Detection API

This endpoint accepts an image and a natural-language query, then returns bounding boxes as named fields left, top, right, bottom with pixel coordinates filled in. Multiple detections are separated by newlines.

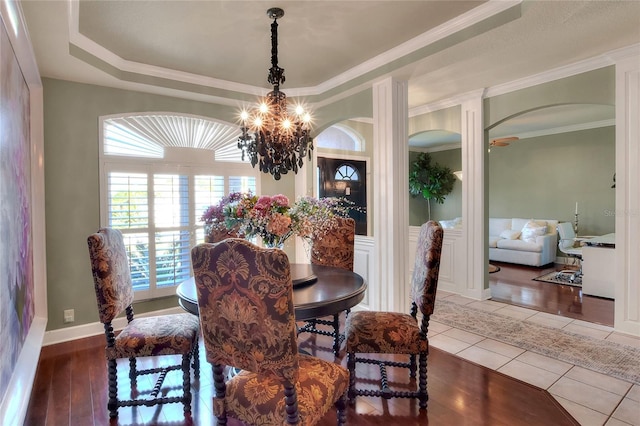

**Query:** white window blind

left=100, top=113, right=259, bottom=300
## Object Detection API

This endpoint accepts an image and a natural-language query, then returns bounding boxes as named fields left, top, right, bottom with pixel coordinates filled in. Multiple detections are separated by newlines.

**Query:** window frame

left=99, top=114, right=260, bottom=301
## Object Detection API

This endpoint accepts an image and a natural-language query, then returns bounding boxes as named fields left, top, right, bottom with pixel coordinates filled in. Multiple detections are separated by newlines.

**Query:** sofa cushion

left=521, top=220, right=548, bottom=243
left=440, top=217, right=462, bottom=229
left=496, top=238, right=542, bottom=252
left=488, top=236, right=501, bottom=248
left=489, top=218, right=512, bottom=237
left=500, top=229, right=521, bottom=240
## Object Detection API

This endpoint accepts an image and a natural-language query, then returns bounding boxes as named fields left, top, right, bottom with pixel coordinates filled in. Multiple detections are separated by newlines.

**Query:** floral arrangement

left=201, top=192, right=354, bottom=248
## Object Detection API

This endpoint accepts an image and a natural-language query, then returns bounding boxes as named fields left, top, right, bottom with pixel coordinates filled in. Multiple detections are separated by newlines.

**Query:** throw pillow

left=499, top=229, right=521, bottom=240
left=521, top=220, right=547, bottom=243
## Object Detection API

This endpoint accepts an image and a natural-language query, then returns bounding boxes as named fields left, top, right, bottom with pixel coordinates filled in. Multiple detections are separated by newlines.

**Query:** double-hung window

left=100, top=113, right=258, bottom=300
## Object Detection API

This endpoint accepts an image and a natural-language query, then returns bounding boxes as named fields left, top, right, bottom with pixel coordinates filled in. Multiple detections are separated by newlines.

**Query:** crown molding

left=513, top=118, right=615, bottom=140
left=410, top=89, right=486, bottom=117
left=484, top=50, right=625, bottom=99
left=67, top=0, right=520, bottom=101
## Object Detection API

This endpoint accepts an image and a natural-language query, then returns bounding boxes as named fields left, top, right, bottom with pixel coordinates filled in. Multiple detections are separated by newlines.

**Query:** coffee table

left=176, top=263, right=367, bottom=321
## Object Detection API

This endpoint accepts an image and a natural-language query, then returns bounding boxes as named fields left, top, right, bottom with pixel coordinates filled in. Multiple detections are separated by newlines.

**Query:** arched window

left=335, top=164, right=360, bottom=181
left=100, top=113, right=258, bottom=300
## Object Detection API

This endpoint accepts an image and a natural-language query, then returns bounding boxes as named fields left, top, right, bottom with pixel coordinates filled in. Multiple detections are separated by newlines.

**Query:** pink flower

left=253, top=196, right=273, bottom=216
left=271, top=194, right=290, bottom=208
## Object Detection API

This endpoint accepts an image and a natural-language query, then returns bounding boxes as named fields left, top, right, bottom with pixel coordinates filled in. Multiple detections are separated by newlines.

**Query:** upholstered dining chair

left=298, top=217, right=356, bottom=356
left=344, top=220, right=443, bottom=409
left=87, top=227, right=200, bottom=418
left=205, top=227, right=242, bottom=243
left=191, top=239, right=350, bottom=425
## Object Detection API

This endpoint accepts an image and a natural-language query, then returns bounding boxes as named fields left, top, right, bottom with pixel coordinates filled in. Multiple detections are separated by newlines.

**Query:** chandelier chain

left=237, top=7, right=313, bottom=180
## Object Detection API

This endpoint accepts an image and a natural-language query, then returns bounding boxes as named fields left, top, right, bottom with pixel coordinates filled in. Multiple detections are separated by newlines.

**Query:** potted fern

left=409, top=152, right=456, bottom=220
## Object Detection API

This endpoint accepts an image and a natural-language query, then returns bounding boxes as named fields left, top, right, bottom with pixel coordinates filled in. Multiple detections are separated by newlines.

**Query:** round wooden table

left=176, top=263, right=367, bottom=321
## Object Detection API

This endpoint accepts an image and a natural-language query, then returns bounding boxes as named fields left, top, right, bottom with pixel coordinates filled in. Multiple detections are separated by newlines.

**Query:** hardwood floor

left=25, top=332, right=578, bottom=426
left=25, top=263, right=608, bottom=426
left=489, top=262, right=614, bottom=327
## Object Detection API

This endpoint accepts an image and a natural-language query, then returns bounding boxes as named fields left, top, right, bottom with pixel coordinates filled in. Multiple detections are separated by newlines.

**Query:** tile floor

left=430, top=291, right=640, bottom=426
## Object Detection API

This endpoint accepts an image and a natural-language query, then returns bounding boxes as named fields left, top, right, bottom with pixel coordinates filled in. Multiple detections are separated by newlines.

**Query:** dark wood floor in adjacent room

left=489, top=261, right=614, bottom=327
left=26, top=261, right=610, bottom=426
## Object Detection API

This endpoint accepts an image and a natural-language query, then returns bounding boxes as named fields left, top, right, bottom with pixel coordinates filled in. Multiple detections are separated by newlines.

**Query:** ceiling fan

left=490, top=136, right=519, bottom=147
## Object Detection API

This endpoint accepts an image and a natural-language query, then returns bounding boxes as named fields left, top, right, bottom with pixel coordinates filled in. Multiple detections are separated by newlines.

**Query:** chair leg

left=107, top=359, right=118, bottom=418
left=192, top=342, right=200, bottom=377
left=213, top=364, right=227, bottom=425
left=284, top=385, right=300, bottom=424
left=128, top=356, right=137, bottom=386
left=336, top=391, right=347, bottom=425
left=332, top=313, right=341, bottom=356
left=418, top=352, right=428, bottom=410
left=347, top=352, right=356, bottom=405
left=409, top=354, right=417, bottom=378
left=181, top=354, right=192, bottom=413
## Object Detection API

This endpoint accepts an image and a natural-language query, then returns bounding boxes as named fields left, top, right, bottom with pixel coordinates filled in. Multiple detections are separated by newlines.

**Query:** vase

left=261, top=235, right=285, bottom=249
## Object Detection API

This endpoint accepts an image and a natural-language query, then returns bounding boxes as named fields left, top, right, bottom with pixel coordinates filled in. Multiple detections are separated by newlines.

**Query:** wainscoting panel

left=354, top=236, right=374, bottom=312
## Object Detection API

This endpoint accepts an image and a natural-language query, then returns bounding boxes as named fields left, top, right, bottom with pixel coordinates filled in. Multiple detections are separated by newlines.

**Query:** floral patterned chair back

left=87, top=227, right=200, bottom=418
left=205, top=228, right=243, bottom=244
left=410, top=220, right=444, bottom=317
left=302, top=217, right=356, bottom=356
left=310, top=217, right=355, bottom=270
left=87, top=227, right=135, bottom=323
left=192, top=238, right=299, bottom=381
left=191, top=239, right=349, bottom=425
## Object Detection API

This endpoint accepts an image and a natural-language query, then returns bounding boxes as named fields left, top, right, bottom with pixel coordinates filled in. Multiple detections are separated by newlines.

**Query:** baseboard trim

left=0, top=316, right=47, bottom=426
left=42, top=307, right=184, bottom=346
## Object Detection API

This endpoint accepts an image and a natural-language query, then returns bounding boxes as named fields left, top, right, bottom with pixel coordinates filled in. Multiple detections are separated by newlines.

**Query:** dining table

left=176, top=263, right=367, bottom=321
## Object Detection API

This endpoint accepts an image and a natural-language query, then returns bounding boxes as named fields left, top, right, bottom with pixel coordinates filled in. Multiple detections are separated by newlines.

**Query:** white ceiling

left=19, top=0, right=640, bottom=144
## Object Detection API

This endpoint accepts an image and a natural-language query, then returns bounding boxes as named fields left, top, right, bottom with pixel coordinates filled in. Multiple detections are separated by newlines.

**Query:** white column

left=460, top=90, right=486, bottom=300
left=372, top=78, right=409, bottom=312
left=613, top=46, right=640, bottom=336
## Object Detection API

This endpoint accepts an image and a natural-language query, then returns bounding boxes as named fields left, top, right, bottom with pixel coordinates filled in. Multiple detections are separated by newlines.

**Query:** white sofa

left=439, top=217, right=558, bottom=267
left=489, top=218, right=558, bottom=267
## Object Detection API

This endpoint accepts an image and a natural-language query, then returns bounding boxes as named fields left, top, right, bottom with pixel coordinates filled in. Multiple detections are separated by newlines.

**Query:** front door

left=317, top=157, right=367, bottom=235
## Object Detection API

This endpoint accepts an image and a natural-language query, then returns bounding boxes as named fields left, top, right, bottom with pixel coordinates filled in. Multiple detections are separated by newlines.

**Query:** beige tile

left=474, top=338, right=526, bottom=359
left=571, top=319, right=615, bottom=332
left=492, top=304, right=538, bottom=321
left=607, top=333, right=640, bottom=348
left=563, top=323, right=613, bottom=340
left=515, top=351, right=573, bottom=375
left=456, top=345, right=512, bottom=370
left=627, top=385, right=640, bottom=402
left=443, top=294, right=476, bottom=305
left=429, top=334, right=472, bottom=354
left=565, top=366, right=633, bottom=396
left=467, top=300, right=505, bottom=312
left=526, top=312, right=573, bottom=329
left=550, top=376, right=623, bottom=415
left=605, top=417, right=634, bottom=426
left=441, top=328, right=485, bottom=345
left=612, top=397, right=640, bottom=425
left=497, top=359, right=561, bottom=389
left=435, top=289, right=455, bottom=299
left=553, top=396, right=610, bottom=426
left=428, top=320, right=452, bottom=335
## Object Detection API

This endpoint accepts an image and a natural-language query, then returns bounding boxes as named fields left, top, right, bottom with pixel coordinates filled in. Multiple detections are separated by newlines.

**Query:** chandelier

left=237, top=7, right=313, bottom=180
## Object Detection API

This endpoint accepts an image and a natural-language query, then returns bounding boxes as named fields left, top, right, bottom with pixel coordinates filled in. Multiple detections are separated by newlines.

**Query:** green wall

left=42, top=78, right=282, bottom=331
left=489, top=126, right=615, bottom=236
left=408, top=126, right=615, bottom=237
